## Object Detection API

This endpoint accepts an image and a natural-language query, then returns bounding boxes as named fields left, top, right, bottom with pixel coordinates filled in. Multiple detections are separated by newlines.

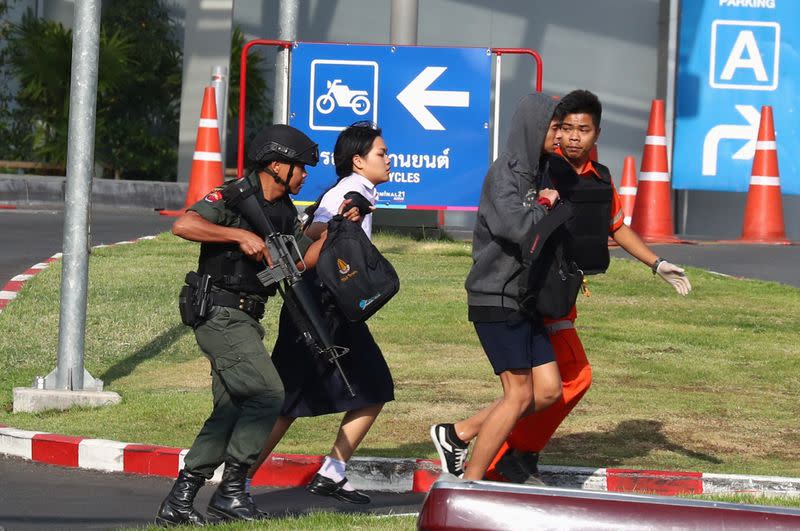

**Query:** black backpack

left=517, top=200, right=584, bottom=320
left=316, top=215, right=400, bottom=322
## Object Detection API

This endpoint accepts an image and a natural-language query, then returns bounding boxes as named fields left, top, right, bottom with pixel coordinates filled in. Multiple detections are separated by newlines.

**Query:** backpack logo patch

left=359, top=293, right=381, bottom=310
left=337, top=258, right=350, bottom=274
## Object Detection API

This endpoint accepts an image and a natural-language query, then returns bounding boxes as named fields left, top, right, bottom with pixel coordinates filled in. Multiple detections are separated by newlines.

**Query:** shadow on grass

left=362, top=420, right=722, bottom=466
left=99, top=324, right=189, bottom=386
left=547, top=419, right=723, bottom=466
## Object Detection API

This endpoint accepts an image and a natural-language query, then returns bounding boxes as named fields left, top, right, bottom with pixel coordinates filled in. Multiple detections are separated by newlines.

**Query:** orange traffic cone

left=619, top=156, right=637, bottom=226
left=630, top=100, right=678, bottom=242
left=740, top=106, right=790, bottom=244
left=161, top=86, right=224, bottom=216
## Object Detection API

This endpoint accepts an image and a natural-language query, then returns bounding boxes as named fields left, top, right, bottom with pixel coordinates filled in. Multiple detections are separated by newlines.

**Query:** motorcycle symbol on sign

left=315, top=79, right=371, bottom=115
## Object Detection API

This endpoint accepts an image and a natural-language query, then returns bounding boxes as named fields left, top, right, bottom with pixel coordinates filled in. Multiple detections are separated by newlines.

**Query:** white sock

left=317, top=456, right=355, bottom=491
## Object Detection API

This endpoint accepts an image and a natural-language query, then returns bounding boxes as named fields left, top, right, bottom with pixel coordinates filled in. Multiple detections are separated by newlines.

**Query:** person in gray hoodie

left=430, top=93, right=564, bottom=481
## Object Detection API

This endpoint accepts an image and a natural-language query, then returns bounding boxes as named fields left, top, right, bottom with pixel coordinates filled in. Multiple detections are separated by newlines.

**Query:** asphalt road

left=0, top=205, right=175, bottom=288
left=610, top=241, right=799, bottom=287
left=0, top=455, right=423, bottom=531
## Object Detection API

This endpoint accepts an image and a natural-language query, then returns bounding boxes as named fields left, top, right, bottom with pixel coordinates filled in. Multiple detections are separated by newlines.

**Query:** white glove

left=656, top=260, right=692, bottom=296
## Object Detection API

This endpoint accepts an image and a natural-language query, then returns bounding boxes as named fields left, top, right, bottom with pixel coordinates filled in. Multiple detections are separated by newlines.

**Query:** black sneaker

left=430, top=423, right=469, bottom=477
left=495, top=449, right=544, bottom=486
left=517, top=451, right=540, bottom=476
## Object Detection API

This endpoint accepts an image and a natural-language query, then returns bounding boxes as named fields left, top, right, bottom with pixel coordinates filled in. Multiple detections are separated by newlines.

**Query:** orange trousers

left=486, top=323, right=592, bottom=477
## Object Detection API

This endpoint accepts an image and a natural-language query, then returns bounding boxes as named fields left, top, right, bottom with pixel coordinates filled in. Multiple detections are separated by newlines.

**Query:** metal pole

left=391, top=0, right=418, bottom=45
left=665, top=0, right=679, bottom=172
left=665, top=0, right=687, bottom=234
left=211, top=65, right=229, bottom=170
left=273, top=0, right=299, bottom=125
left=492, top=54, right=502, bottom=161
left=52, top=0, right=103, bottom=391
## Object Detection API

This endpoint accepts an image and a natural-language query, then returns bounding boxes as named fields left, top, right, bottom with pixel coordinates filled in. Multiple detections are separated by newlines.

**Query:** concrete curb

left=0, top=173, right=187, bottom=211
left=2, top=425, right=799, bottom=496
left=3, top=228, right=799, bottom=498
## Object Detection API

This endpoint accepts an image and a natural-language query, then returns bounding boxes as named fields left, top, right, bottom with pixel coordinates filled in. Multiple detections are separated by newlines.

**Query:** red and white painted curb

left=3, top=237, right=800, bottom=497
left=0, top=236, right=157, bottom=313
left=2, top=424, right=799, bottom=496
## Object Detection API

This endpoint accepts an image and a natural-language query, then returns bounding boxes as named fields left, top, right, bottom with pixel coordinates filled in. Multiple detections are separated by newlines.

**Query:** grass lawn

left=1, top=232, right=798, bottom=477
left=132, top=512, right=416, bottom=530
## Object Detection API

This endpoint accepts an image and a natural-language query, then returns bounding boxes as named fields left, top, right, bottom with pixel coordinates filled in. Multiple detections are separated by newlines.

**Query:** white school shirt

left=313, top=173, right=377, bottom=240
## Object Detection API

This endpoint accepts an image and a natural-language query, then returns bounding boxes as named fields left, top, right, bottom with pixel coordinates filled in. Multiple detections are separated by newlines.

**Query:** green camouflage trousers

left=182, top=306, right=284, bottom=479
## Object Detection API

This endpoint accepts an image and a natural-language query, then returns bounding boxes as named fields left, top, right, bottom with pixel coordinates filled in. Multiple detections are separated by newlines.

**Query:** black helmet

left=247, top=124, right=319, bottom=167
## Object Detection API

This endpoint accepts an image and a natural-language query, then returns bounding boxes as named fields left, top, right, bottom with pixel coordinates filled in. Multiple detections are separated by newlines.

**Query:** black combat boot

left=155, top=469, right=207, bottom=526
left=206, top=459, right=263, bottom=521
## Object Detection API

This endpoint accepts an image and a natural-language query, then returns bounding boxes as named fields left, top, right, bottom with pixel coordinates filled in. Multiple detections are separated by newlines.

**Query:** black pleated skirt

left=271, top=285, right=395, bottom=418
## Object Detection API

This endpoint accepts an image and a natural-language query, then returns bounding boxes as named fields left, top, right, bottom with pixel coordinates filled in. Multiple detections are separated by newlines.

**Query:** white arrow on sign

left=396, top=66, right=470, bottom=131
left=702, top=104, right=761, bottom=176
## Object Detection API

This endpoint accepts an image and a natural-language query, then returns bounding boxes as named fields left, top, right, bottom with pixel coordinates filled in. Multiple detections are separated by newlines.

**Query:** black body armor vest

left=540, top=154, right=613, bottom=275
left=197, top=192, right=297, bottom=295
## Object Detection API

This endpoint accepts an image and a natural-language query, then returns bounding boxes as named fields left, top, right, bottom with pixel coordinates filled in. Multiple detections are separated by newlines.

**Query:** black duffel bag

left=316, top=215, right=400, bottom=322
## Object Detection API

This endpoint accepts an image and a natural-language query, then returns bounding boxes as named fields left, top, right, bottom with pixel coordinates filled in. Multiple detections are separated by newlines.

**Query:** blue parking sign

left=289, top=42, right=492, bottom=209
left=673, top=2, right=800, bottom=195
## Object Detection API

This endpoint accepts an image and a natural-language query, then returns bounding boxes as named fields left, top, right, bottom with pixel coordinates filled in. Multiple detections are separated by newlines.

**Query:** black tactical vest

left=197, top=187, right=297, bottom=295
left=540, top=154, right=613, bottom=275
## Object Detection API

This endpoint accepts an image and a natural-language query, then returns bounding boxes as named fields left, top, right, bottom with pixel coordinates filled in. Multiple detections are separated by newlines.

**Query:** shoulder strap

left=536, top=154, right=555, bottom=191
left=591, top=160, right=613, bottom=183
left=524, top=201, right=574, bottom=264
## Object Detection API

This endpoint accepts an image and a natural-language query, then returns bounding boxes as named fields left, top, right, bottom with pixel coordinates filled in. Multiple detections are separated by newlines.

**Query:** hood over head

left=502, top=93, right=558, bottom=177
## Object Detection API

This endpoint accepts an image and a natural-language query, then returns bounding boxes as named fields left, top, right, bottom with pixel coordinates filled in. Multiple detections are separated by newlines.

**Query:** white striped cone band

left=645, top=136, right=667, bottom=146
left=193, top=151, right=222, bottom=162
left=749, top=176, right=781, bottom=187
left=638, top=172, right=670, bottom=182
left=756, top=141, right=776, bottom=150
left=619, top=186, right=637, bottom=196
left=198, top=118, right=219, bottom=128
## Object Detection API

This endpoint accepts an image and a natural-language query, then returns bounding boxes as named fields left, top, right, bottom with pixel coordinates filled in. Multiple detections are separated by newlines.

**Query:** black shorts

left=474, top=319, right=556, bottom=375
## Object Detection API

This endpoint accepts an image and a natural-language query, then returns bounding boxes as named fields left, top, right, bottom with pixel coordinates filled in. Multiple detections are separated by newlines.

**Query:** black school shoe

left=306, top=473, right=371, bottom=504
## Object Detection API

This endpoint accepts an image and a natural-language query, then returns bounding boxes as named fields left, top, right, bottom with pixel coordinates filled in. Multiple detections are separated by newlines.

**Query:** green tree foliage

left=1, top=2, right=273, bottom=181
left=97, top=0, right=182, bottom=180
left=0, top=1, right=36, bottom=161
left=1, top=0, right=182, bottom=180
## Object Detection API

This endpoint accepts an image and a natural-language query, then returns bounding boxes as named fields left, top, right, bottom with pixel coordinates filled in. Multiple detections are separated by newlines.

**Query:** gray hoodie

left=465, top=93, right=558, bottom=313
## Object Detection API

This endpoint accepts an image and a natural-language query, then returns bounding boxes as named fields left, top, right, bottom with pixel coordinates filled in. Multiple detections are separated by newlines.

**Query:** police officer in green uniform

left=155, top=124, right=321, bottom=525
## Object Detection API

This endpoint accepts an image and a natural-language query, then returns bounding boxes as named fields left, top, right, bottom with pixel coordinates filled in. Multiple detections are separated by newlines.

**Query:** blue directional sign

left=673, top=2, right=799, bottom=195
left=289, top=42, right=492, bottom=209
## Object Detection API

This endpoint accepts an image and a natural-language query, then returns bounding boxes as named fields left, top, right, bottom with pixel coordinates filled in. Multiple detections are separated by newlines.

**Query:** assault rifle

left=222, top=178, right=355, bottom=397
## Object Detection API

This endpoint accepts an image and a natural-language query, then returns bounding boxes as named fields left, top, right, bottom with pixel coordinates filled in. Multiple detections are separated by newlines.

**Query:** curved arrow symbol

left=396, top=66, right=470, bottom=131
left=702, top=105, right=761, bottom=176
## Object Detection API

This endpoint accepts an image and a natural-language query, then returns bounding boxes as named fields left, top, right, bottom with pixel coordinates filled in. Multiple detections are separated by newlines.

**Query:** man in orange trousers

left=486, top=89, right=692, bottom=483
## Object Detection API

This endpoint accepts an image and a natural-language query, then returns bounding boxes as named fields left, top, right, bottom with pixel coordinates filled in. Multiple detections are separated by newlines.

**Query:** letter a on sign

left=710, top=20, right=780, bottom=90
left=720, top=31, right=768, bottom=81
